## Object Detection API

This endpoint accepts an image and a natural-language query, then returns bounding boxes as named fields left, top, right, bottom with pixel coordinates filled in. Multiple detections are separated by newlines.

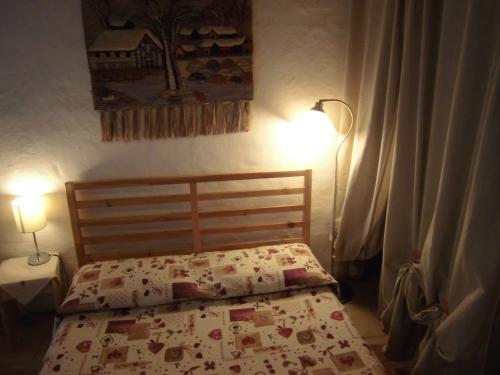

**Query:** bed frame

left=66, top=170, right=312, bottom=266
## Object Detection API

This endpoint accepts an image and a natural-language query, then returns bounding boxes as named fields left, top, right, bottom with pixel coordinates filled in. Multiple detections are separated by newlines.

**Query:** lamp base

left=28, top=252, right=51, bottom=266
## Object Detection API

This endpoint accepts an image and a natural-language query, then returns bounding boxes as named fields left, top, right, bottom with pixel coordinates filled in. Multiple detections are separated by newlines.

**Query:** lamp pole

left=311, top=99, right=354, bottom=274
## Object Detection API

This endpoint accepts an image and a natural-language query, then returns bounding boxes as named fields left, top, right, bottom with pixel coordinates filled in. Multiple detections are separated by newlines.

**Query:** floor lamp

left=305, top=99, right=354, bottom=299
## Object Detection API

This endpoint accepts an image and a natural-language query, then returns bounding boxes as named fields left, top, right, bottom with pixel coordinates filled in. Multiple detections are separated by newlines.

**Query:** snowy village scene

left=82, top=0, right=253, bottom=110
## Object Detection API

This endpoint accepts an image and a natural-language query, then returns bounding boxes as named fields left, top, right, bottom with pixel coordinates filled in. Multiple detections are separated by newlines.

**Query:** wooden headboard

left=66, top=170, right=312, bottom=266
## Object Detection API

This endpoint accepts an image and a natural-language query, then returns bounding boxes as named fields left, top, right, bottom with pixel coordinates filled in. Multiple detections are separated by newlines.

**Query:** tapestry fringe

left=100, top=101, right=250, bottom=142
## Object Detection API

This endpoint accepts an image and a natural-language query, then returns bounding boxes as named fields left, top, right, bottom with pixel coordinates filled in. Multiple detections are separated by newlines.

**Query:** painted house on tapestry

left=200, top=36, right=250, bottom=56
left=87, top=28, right=163, bottom=70
left=198, top=25, right=239, bottom=39
left=178, top=25, right=239, bottom=40
left=175, top=44, right=198, bottom=59
left=176, top=26, right=252, bottom=59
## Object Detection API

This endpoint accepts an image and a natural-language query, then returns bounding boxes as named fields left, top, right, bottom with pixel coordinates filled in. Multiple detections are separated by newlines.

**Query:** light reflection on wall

left=7, top=174, right=56, bottom=196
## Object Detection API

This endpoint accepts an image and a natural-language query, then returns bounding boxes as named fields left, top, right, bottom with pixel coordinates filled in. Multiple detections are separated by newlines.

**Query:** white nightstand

left=0, top=254, right=65, bottom=349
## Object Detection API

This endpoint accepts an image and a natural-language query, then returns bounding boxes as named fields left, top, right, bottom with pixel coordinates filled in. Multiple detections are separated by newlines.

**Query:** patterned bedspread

left=40, top=286, right=385, bottom=375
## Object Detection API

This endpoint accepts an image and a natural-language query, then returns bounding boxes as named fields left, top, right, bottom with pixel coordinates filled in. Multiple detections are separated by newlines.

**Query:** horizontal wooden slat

left=201, top=221, right=304, bottom=235
left=76, top=188, right=302, bottom=208
left=198, top=188, right=304, bottom=201
left=79, top=212, right=192, bottom=227
left=200, top=237, right=304, bottom=252
left=82, top=228, right=192, bottom=245
left=86, top=237, right=306, bottom=261
left=68, top=170, right=308, bottom=190
left=76, top=194, right=191, bottom=209
left=85, top=247, right=193, bottom=262
left=199, top=205, right=304, bottom=218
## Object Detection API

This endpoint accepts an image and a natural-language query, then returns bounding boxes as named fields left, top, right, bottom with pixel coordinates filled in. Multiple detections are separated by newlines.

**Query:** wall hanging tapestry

left=81, top=0, right=252, bottom=141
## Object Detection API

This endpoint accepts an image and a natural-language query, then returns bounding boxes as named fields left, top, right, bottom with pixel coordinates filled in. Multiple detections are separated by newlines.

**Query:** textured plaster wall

left=0, top=0, right=350, bottom=273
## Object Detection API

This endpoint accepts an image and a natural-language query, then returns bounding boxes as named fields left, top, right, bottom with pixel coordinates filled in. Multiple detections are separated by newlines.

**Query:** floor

left=344, top=275, right=387, bottom=347
left=0, top=274, right=410, bottom=375
left=344, top=273, right=413, bottom=375
left=0, top=312, right=54, bottom=375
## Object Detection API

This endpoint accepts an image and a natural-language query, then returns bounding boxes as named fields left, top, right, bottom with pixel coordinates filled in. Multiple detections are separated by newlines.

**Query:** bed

left=40, top=170, right=385, bottom=375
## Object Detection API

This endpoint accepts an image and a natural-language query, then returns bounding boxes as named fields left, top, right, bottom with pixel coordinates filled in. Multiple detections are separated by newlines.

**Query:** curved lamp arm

left=311, top=99, right=354, bottom=273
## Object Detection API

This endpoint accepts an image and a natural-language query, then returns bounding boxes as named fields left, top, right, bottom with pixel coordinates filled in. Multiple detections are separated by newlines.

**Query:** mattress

left=40, top=286, right=384, bottom=374
left=40, top=244, right=385, bottom=374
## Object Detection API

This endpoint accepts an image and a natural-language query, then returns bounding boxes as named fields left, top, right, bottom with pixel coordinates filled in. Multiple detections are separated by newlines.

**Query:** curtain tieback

left=381, top=261, right=448, bottom=362
left=402, top=262, right=443, bottom=324
left=381, top=260, right=442, bottom=362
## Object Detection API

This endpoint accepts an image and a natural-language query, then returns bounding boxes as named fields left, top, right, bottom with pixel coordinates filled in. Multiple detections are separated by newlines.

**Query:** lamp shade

left=11, top=195, right=47, bottom=233
left=296, top=108, right=337, bottom=137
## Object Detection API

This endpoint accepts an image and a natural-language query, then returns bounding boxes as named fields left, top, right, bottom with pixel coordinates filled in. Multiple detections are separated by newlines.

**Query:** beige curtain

left=338, top=0, right=500, bottom=373
left=332, top=0, right=402, bottom=276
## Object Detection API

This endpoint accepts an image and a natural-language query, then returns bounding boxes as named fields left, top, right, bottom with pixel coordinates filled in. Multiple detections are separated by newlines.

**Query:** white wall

left=0, top=0, right=351, bottom=274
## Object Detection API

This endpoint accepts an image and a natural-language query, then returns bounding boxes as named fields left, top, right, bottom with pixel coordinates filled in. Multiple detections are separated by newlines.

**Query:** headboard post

left=189, top=182, right=201, bottom=252
left=303, top=169, right=312, bottom=245
left=65, top=182, right=86, bottom=266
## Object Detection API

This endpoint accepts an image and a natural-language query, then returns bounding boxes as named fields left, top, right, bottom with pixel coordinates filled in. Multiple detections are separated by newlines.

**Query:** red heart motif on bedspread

left=241, top=336, right=256, bottom=345
left=208, top=329, right=222, bottom=340
left=76, top=340, right=92, bottom=353
left=229, top=365, right=241, bottom=373
left=148, top=340, right=165, bottom=354
left=330, top=311, right=344, bottom=321
left=277, top=327, right=293, bottom=338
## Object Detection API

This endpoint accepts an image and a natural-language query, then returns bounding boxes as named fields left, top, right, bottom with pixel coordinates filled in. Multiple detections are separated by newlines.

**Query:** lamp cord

left=320, top=99, right=354, bottom=274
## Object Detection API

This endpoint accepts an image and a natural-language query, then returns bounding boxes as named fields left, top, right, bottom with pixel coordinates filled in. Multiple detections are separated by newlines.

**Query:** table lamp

left=11, top=195, right=51, bottom=266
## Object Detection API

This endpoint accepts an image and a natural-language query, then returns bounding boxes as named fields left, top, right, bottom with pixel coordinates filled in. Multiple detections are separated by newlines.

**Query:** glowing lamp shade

left=11, top=196, right=47, bottom=233
left=293, top=109, right=337, bottom=138
left=11, top=195, right=51, bottom=266
left=275, top=108, right=336, bottom=162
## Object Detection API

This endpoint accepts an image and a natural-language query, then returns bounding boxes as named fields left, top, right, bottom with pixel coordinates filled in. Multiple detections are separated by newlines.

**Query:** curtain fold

left=338, top=0, right=500, bottom=373
left=334, top=0, right=402, bottom=265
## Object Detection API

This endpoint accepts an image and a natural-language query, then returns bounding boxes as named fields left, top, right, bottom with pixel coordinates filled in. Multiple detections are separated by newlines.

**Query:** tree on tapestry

left=81, top=0, right=252, bottom=141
